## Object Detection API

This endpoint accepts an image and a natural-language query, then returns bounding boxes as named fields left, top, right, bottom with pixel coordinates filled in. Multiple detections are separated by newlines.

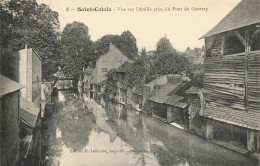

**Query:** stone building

left=183, top=47, right=205, bottom=64
left=90, top=43, right=130, bottom=94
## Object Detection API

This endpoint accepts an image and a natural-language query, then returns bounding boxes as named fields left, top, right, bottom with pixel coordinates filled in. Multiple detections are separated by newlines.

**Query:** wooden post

left=247, top=129, right=255, bottom=152
left=167, top=105, right=173, bottom=123
left=221, top=35, right=226, bottom=56
left=205, top=118, right=213, bottom=140
left=235, top=30, right=250, bottom=111
left=245, top=29, right=250, bottom=111
left=257, top=131, right=260, bottom=153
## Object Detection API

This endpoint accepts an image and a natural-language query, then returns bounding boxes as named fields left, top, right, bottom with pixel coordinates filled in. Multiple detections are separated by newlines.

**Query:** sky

left=37, top=0, right=241, bottom=52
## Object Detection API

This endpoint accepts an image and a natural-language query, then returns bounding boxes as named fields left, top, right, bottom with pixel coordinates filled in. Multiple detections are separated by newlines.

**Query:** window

left=102, top=68, right=107, bottom=72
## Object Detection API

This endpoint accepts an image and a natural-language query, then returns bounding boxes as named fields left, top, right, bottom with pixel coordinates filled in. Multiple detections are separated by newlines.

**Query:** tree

left=1, top=0, right=61, bottom=79
left=117, top=31, right=138, bottom=59
left=151, top=36, right=190, bottom=77
left=94, top=31, right=138, bottom=60
left=153, top=52, right=190, bottom=76
left=140, top=47, right=146, bottom=56
left=156, top=35, right=175, bottom=54
left=61, top=21, right=92, bottom=77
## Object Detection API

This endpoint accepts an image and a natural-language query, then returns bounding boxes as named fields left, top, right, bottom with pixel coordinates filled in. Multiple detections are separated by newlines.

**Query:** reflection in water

left=41, top=90, right=258, bottom=166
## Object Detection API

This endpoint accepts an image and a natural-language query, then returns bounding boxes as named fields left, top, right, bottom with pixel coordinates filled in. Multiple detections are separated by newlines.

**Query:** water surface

left=41, top=91, right=259, bottom=166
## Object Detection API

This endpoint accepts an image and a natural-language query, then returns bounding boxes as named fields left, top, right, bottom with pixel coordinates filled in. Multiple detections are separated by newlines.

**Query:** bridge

left=54, top=77, right=79, bottom=90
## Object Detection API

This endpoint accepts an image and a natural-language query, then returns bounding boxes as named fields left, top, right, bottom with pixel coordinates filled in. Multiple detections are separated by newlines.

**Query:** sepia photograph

left=0, top=0, right=260, bottom=165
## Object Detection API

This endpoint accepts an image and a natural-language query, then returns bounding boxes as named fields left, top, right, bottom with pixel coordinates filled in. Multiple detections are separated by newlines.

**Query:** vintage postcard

left=0, top=0, right=260, bottom=165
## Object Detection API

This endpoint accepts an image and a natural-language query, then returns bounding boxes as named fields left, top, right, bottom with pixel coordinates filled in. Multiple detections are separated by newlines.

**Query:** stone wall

left=188, top=94, right=208, bottom=138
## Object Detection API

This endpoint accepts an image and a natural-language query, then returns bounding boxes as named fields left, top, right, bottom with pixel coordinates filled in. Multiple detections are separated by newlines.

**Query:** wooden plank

left=235, top=31, right=246, bottom=46
left=249, top=28, right=260, bottom=46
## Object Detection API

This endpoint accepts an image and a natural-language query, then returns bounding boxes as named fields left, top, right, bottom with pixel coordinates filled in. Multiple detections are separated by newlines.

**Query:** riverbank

left=128, top=104, right=260, bottom=162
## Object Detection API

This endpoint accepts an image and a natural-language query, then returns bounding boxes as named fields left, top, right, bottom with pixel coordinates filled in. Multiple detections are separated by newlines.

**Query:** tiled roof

left=148, top=83, right=187, bottom=108
left=201, top=0, right=260, bottom=38
left=164, top=95, right=187, bottom=108
left=0, top=74, right=25, bottom=96
left=145, top=74, right=182, bottom=89
left=20, top=97, right=40, bottom=128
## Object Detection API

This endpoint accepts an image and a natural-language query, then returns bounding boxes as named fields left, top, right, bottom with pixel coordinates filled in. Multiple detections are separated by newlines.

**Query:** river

left=41, top=90, right=259, bottom=166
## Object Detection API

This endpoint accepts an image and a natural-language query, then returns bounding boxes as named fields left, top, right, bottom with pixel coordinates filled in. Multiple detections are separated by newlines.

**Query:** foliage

left=140, top=47, right=147, bottom=57
left=94, top=31, right=138, bottom=60
left=188, top=64, right=204, bottom=88
left=152, top=51, right=190, bottom=76
left=1, top=0, right=61, bottom=80
left=117, top=31, right=138, bottom=60
left=103, top=59, right=148, bottom=101
left=61, top=21, right=93, bottom=77
left=126, top=60, right=148, bottom=88
left=103, top=69, right=118, bottom=101
left=156, top=36, right=175, bottom=54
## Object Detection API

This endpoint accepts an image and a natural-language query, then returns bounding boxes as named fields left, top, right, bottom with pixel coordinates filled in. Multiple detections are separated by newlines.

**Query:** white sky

left=37, top=0, right=241, bottom=52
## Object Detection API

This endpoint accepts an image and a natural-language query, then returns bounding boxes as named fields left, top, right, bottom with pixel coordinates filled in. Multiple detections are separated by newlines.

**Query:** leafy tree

left=1, top=0, right=61, bottom=79
left=61, top=21, right=92, bottom=77
left=140, top=47, right=147, bottom=57
left=156, top=36, right=175, bottom=54
left=117, top=30, right=138, bottom=59
left=149, top=36, right=190, bottom=77
left=153, top=52, right=190, bottom=76
left=94, top=31, right=138, bottom=60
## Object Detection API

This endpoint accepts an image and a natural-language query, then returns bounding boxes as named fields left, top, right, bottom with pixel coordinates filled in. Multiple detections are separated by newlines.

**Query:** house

left=201, top=0, right=260, bottom=153
left=183, top=47, right=205, bottom=64
left=0, top=74, right=25, bottom=166
left=141, top=74, right=183, bottom=109
left=90, top=43, right=131, bottom=94
left=143, top=81, right=191, bottom=127
left=146, top=50, right=156, bottom=57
